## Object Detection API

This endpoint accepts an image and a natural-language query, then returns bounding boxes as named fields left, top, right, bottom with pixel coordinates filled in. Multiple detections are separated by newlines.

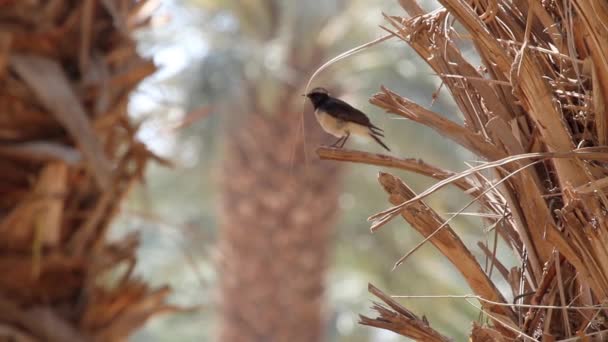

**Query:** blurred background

left=111, top=0, right=489, bottom=340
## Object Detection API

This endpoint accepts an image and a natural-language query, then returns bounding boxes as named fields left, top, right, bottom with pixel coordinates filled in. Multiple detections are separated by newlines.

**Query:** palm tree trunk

left=218, top=112, right=341, bottom=342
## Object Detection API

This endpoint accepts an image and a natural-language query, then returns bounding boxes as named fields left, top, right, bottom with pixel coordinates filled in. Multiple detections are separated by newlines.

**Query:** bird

left=304, top=87, right=390, bottom=151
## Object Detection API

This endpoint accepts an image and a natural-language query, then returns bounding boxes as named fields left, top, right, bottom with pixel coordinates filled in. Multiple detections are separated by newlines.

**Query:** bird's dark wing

left=323, top=97, right=373, bottom=127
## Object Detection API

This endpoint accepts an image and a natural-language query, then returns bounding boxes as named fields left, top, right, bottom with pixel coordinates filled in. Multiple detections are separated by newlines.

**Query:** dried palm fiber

left=319, top=0, right=608, bottom=340
left=0, top=1, right=177, bottom=341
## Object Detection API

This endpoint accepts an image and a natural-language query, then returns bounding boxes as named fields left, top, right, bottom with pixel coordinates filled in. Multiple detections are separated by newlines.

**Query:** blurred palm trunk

left=197, top=1, right=351, bottom=339
left=218, top=112, right=341, bottom=341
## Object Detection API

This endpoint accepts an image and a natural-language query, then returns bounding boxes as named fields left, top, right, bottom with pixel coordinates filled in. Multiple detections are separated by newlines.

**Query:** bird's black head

left=305, top=87, right=330, bottom=109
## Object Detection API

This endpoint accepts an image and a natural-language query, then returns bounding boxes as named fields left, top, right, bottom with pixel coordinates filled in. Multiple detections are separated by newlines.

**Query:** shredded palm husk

left=0, top=1, right=176, bottom=340
left=320, top=0, right=608, bottom=340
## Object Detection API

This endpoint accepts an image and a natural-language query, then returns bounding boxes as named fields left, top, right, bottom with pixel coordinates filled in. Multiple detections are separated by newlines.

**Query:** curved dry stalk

left=303, top=33, right=394, bottom=95
left=316, top=146, right=477, bottom=193
left=387, top=160, right=543, bottom=282
left=377, top=172, right=516, bottom=329
left=368, top=148, right=608, bottom=230
left=391, top=294, right=608, bottom=311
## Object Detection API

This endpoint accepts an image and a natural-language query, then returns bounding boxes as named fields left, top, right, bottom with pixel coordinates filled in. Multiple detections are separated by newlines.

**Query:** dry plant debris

left=359, top=284, right=452, bottom=342
left=319, top=0, right=608, bottom=340
left=0, top=1, right=176, bottom=341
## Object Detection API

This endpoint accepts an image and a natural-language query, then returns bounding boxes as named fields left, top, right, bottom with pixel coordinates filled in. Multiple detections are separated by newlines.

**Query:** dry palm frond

left=0, top=1, right=176, bottom=340
left=359, top=284, right=452, bottom=342
left=319, top=0, right=608, bottom=340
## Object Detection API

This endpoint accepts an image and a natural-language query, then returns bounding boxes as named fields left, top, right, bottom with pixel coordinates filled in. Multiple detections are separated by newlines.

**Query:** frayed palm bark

left=320, top=0, right=608, bottom=340
left=0, top=1, right=177, bottom=340
left=377, top=172, right=517, bottom=336
left=359, top=284, right=452, bottom=342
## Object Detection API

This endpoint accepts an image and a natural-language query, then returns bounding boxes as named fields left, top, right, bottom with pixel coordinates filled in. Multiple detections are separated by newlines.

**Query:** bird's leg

left=330, top=136, right=345, bottom=147
left=339, top=132, right=350, bottom=148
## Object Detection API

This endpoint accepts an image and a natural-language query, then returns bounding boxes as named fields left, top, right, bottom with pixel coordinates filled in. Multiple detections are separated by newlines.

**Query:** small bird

left=305, top=87, right=390, bottom=151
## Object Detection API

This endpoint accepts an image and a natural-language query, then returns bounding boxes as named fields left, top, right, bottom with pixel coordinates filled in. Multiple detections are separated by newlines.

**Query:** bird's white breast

left=315, top=110, right=346, bottom=138
left=315, top=109, right=371, bottom=138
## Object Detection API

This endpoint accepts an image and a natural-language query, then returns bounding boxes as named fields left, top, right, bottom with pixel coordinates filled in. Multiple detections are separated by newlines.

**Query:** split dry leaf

left=359, top=284, right=453, bottom=342
left=318, top=0, right=608, bottom=339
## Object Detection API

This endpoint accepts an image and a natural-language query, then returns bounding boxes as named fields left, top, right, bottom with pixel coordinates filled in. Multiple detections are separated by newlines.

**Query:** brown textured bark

left=218, top=112, right=341, bottom=342
left=0, top=1, right=175, bottom=341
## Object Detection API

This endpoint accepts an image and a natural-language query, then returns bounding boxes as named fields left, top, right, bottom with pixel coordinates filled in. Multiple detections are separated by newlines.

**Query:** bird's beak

left=301, top=94, right=306, bottom=97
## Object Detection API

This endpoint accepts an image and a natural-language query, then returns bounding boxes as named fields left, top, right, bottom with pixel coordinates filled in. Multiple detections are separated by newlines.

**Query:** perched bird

left=305, top=87, right=390, bottom=151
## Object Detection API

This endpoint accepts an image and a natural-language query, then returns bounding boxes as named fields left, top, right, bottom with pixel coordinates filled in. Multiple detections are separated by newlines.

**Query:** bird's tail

left=370, top=127, right=384, bottom=137
left=369, top=132, right=390, bottom=152
left=369, top=124, right=384, bottom=137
